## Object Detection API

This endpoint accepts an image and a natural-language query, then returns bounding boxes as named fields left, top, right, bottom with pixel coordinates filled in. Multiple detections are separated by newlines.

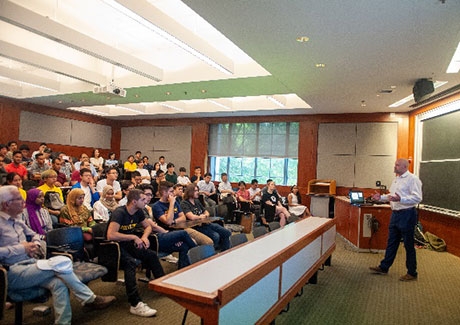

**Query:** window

left=209, top=122, right=299, bottom=185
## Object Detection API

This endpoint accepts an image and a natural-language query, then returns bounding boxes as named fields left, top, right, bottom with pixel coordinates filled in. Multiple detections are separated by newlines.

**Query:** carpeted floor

left=3, top=234, right=460, bottom=324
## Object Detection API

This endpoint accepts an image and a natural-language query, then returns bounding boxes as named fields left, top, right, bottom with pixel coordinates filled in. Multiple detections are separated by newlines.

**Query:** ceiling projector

left=93, top=83, right=126, bottom=97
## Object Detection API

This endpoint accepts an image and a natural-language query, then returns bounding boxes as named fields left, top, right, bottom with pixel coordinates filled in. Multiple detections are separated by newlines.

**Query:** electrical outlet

left=363, top=213, right=373, bottom=237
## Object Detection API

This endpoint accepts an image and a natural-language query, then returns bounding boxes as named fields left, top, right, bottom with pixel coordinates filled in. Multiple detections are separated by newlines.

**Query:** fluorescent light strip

left=161, top=103, right=184, bottom=111
left=207, top=99, right=231, bottom=110
left=102, top=0, right=232, bottom=75
left=446, top=42, right=460, bottom=73
left=112, top=105, right=145, bottom=114
left=0, top=74, right=58, bottom=92
left=68, top=107, right=109, bottom=116
left=389, top=81, right=448, bottom=108
left=266, top=95, right=285, bottom=108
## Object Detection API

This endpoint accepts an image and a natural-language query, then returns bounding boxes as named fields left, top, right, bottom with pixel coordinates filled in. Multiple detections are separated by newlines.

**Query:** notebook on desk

left=349, top=191, right=373, bottom=206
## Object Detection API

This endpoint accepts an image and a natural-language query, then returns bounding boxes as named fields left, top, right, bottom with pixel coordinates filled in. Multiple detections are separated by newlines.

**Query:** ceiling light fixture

left=296, top=36, right=309, bottom=43
left=266, top=95, right=286, bottom=108
left=161, top=103, right=184, bottom=111
left=102, top=0, right=233, bottom=75
left=389, top=81, right=448, bottom=107
left=112, top=105, right=145, bottom=114
left=315, top=63, right=326, bottom=68
left=68, top=107, right=109, bottom=116
left=207, top=99, right=231, bottom=110
left=446, top=41, right=460, bottom=73
left=0, top=66, right=59, bottom=92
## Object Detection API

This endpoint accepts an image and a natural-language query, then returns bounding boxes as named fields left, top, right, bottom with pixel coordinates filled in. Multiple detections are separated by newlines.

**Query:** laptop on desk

left=349, top=191, right=373, bottom=206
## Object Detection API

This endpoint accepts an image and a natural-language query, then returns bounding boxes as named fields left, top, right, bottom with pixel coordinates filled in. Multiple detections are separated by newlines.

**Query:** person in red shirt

left=5, top=150, right=28, bottom=180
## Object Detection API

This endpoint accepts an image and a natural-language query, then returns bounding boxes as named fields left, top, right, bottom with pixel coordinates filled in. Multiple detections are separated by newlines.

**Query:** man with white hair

left=0, top=185, right=116, bottom=324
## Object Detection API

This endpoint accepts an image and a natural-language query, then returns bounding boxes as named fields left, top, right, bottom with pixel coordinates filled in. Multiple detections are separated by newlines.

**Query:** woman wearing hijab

left=22, top=188, right=53, bottom=234
left=93, top=185, right=118, bottom=222
left=59, top=188, right=96, bottom=240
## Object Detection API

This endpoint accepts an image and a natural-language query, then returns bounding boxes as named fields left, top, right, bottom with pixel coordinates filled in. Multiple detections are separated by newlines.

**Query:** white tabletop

left=162, top=217, right=332, bottom=294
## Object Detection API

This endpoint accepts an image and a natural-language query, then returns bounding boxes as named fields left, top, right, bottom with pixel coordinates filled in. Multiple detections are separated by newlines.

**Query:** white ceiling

left=1, top=0, right=460, bottom=119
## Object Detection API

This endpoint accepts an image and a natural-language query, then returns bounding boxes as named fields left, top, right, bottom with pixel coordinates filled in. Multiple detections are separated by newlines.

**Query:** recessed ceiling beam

left=0, top=0, right=163, bottom=82
left=0, top=66, right=60, bottom=91
left=0, top=40, right=106, bottom=85
left=115, top=0, right=234, bottom=74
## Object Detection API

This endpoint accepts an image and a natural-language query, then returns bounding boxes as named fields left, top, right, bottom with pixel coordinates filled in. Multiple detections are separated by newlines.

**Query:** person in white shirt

left=136, top=160, right=151, bottom=184
left=96, top=167, right=122, bottom=200
left=197, top=173, right=217, bottom=207
left=370, top=158, right=422, bottom=281
left=158, top=156, right=167, bottom=173
left=176, top=167, right=191, bottom=186
left=248, top=179, right=262, bottom=204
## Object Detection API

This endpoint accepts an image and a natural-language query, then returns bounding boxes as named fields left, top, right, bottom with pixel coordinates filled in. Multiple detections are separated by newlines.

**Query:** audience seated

left=72, top=168, right=100, bottom=210
left=197, top=172, right=217, bottom=208
left=5, top=173, right=27, bottom=201
left=152, top=181, right=214, bottom=246
left=0, top=186, right=116, bottom=325
left=0, top=154, right=7, bottom=185
left=288, top=184, right=311, bottom=218
left=5, top=151, right=28, bottom=180
left=176, top=167, right=191, bottom=186
left=106, top=189, right=164, bottom=317
left=59, top=188, right=96, bottom=241
left=236, top=181, right=253, bottom=211
left=180, top=184, right=231, bottom=251
left=118, top=180, right=135, bottom=206
left=136, top=160, right=151, bottom=184
left=164, top=162, right=178, bottom=184
left=31, top=142, right=47, bottom=163
left=0, top=144, right=11, bottom=164
left=22, top=188, right=53, bottom=234
left=123, top=155, right=137, bottom=175
left=48, top=157, right=69, bottom=187
left=158, top=156, right=167, bottom=173
left=190, top=166, right=203, bottom=184
left=37, top=170, right=64, bottom=221
left=93, top=185, right=119, bottom=222
left=90, top=149, right=104, bottom=177
left=137, top=183, right=196, bottom=270
left=96, top=167, right=122, bottom=200
left=28, top=153, right=50, bottom=182
left=261, top=180, right=290, bottom=227
left=5, top=141, right=18, bottom=161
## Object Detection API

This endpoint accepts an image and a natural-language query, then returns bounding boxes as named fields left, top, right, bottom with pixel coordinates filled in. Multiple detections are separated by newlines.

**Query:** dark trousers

left=195, top=223, right=231, bottom=251
left=119, top=242, right=165, bottom=307
left=157, top=231, right=197, bottom=269
left=380, top=207, right=418, bottom=276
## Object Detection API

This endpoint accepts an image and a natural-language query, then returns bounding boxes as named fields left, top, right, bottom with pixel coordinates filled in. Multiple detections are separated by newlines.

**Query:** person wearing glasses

left=0, top=186, right=116, bottom=324
left=96, top=167, right=122, bottom=200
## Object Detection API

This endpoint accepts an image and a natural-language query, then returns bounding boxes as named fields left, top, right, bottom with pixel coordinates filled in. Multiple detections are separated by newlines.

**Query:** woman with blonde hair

left=59, top=188, right=96, bottom=240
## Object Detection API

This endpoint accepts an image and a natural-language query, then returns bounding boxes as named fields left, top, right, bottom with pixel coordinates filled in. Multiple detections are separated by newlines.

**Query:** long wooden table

left=150, top=217, right=336, bottom=324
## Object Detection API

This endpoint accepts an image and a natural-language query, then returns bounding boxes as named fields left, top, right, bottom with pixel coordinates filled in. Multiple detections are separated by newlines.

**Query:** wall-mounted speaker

left=413, top=78, right=434, bottom=103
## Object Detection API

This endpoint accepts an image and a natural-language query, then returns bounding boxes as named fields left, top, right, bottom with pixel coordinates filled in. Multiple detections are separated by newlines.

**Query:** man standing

left=370, top=158, right=422, bottom=281
left=0, top=186, right=116, bottom=324
left=107, top=189, right=164, bottom=317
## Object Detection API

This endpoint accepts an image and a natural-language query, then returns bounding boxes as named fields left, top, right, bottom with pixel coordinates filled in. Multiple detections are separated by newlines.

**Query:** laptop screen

left=349, top=191, right=365, bottom=204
